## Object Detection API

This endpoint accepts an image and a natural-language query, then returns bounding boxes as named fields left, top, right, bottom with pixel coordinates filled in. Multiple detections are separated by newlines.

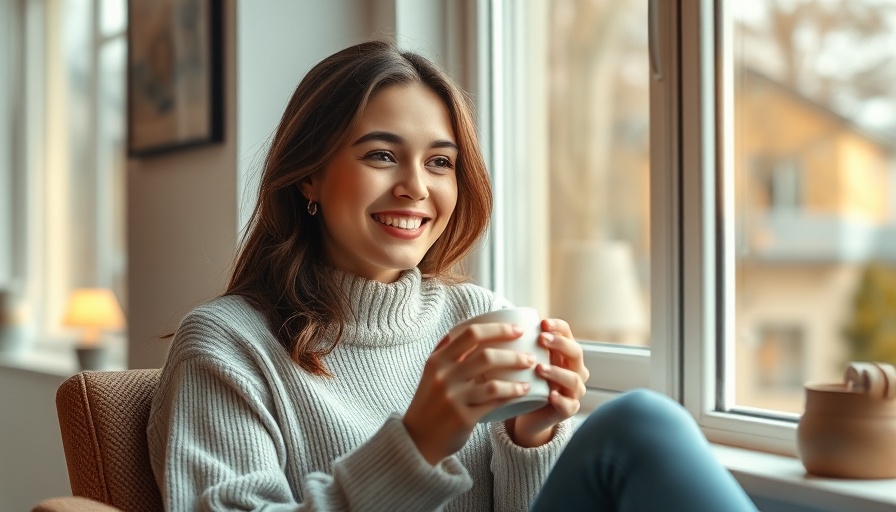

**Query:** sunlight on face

left=303, top=83, right=459, bottom=283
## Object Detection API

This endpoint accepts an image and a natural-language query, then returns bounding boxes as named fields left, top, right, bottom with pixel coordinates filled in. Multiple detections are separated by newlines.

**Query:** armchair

left=32, top=369, right=163, bottom=512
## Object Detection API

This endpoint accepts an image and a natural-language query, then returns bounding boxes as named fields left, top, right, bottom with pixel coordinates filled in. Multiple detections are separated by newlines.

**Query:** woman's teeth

left=373, top=214, right=423, bottom=230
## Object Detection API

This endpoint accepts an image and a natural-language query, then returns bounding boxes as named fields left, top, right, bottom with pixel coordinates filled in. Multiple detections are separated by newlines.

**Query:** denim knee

left=575, top=389, right=701, bottom=457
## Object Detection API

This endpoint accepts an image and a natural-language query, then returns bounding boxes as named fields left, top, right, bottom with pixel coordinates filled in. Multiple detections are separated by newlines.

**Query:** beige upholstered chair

left=32, top=369, right=163, bottom=512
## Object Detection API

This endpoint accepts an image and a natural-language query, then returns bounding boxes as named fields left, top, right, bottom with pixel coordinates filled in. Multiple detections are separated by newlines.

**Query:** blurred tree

left=738, top=0, right=896, bottom=137
left=842, top=263, right=896, bottom=365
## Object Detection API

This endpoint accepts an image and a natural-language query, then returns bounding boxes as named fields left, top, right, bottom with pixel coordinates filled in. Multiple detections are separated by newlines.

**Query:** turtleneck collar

left=327, top=267, right=443, bottom=347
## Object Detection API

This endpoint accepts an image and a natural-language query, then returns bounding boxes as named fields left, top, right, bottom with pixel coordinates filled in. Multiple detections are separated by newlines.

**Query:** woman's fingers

left=539, top=329, right=590, bottom=382
left=537, top=364, right=586, bottom=398
left=450, top=345, right=535, bottom=382
left=439, top=322, right=522, bottom=361
left=547, top=389, right=581, bottom=417
left=465, top=379, right=531, bottom=406
left=542, top=318, right=573, bottom=339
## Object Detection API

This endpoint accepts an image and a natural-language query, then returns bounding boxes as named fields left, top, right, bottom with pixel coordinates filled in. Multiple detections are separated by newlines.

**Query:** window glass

left=15, top=0, right=127, bottom=340
left=731, top=0, right=896, bottom=414
left=100, top=0, right=126, bottom=36
left=97, top=35, right=127, bottom=305
left=544, top=0, right=651, bottom=346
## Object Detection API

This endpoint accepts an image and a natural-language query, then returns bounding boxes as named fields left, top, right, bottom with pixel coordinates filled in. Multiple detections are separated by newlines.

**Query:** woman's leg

left=531, top=389, right=758, bottom=512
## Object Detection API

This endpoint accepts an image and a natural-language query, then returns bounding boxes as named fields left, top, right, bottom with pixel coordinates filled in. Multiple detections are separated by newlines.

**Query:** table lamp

left=62, top=288, right=126, bottom=371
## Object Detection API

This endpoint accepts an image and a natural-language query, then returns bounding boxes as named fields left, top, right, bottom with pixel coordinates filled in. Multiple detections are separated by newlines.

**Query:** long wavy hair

left=226, top=41, right=493, bottom=376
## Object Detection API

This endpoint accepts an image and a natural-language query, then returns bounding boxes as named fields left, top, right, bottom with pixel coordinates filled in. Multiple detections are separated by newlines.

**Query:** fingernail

left=542, top=332, right=555, bottom=344
left=524, top=354, right=536, bottom=365
left=517, top=383, right=530, bottom=394
left=540, top=364, right=551, bottom=375
left=512, top=325, right=524, bottom=335
left=543, top=319, right=554, bottom=330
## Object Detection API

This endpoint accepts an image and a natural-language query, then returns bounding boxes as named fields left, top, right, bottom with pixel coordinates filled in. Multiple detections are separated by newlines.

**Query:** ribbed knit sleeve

left=321, top=414, right=473, bottom=510
left=488, top=419, right=574, bottom=512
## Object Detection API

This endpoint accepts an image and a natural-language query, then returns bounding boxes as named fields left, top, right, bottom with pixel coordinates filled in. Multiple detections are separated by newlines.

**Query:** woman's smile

left=371, top=211, right=432, bottom=239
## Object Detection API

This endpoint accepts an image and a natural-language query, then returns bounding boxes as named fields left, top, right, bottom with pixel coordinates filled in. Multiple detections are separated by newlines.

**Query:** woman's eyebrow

left=432, top=139, right=459, bottom=151
left=352, top=131, right=402, bottom=146
left=352, top=131, right=459, bottom=151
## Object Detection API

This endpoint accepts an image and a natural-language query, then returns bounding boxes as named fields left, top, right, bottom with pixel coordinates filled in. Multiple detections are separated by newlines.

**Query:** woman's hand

left=506, top=318, right=589, bottom=447
left=403, top=323, right=537, bottom=465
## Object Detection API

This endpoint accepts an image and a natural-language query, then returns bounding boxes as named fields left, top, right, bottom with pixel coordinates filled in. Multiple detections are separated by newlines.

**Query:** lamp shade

left=62, top=288, right=126, bottom=332
left=551, top=240, right=647, bottom=343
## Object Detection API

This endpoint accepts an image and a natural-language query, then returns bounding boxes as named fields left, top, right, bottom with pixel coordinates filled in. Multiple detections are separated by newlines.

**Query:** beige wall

left=126, top=1, right=238, bottom=369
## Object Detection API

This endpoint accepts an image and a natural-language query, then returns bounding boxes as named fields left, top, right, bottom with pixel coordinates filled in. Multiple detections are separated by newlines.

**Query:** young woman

left=148, top=40, right=758, bottom=511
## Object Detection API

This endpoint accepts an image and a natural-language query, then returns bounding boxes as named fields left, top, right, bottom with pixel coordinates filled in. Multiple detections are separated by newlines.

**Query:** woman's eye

left=367, top=151, right=396, bottom=163
left=428, top=156, right=454, bottom=169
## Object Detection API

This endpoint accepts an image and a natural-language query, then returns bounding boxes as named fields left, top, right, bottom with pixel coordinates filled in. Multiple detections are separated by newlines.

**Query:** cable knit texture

left=148, top=268, right=573, bottom=511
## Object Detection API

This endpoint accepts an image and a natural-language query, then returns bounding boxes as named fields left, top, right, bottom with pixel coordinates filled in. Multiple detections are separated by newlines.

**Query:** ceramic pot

left=797, top=364, right=896, bottom=479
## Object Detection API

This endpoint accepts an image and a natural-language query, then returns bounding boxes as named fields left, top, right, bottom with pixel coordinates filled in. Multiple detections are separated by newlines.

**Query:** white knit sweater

left=148, top=268, right=572, bottom=511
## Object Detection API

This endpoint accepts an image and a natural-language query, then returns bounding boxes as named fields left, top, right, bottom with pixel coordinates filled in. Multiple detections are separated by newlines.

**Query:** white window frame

left=679, top=0, right=800, bottom=456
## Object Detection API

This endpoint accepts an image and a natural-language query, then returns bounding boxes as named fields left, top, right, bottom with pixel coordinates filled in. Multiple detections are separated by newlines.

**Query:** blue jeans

left=531, top=389, right=758, bottom=512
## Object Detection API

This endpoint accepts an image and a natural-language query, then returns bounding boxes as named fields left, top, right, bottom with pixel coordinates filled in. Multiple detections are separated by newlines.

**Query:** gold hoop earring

left=306, top=199, right=318, bottom=216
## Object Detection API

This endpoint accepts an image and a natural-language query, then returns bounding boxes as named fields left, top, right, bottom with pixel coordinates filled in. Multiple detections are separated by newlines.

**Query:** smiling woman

left=146, top=40, right=758, bottom=512
left=224, top=42, right=493, bottom=377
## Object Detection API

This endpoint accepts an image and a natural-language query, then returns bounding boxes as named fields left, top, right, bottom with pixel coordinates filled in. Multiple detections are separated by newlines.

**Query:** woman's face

left=302, top=83, right=459, bottom=283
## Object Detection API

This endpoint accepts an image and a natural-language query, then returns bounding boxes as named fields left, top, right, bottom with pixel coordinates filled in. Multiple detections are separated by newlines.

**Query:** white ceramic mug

left=448, top=307, right=550, bottom=423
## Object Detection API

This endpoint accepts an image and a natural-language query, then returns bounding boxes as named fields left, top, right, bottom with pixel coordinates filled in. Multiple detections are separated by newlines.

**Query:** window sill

left=714, top=443, right=896, bottom=512
left=579, top=389, right=895, bottom=512
left=0, top=337, right=126, bottom=377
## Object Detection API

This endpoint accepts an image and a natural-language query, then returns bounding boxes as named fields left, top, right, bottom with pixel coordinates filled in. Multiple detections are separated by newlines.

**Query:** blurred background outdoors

left=545, top=0, right=896, bottom=414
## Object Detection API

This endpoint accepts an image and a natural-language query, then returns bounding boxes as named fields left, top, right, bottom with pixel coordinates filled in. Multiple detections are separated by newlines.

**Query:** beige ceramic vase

left=797, top=362, right=896, bottom=479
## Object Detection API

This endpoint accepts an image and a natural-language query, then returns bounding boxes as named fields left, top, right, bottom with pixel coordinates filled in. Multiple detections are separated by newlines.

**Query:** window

left=2, top=0, right=127, bottom=347
left=485, top=0, right=896, bottom=453
left=675, top=0, right=896, bottom=453
left=726, top=0, right=896, bottom=424
left=485, top=0, right=654, bottom=394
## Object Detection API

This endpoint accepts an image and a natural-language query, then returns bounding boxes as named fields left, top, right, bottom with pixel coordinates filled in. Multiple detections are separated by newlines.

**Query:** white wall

left=0, top=368, right=69, bottom=511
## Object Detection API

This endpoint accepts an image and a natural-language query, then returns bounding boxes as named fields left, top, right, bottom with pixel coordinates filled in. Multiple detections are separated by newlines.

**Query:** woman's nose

left=394, top=164, right=428, bottom=201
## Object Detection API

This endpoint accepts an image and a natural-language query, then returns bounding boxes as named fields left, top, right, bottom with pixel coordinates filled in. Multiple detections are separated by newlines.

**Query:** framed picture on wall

left=127, top=0, right=224, bottom=157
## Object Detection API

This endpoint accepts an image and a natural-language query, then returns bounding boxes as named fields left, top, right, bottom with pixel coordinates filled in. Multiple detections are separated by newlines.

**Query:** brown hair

left=226, top=40, right=493, bottom=376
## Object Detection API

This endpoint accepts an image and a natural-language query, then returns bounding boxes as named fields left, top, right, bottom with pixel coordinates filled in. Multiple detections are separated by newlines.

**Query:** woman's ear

left=299, top=178, right=316, bottom=201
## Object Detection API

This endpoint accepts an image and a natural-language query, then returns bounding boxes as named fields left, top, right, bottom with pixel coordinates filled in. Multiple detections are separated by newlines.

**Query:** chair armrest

left=31, top=496, right=124, bottom=512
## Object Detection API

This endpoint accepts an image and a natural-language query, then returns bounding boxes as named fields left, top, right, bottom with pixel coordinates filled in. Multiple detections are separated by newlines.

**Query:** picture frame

left=127, top=0, right=224, bottom=157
